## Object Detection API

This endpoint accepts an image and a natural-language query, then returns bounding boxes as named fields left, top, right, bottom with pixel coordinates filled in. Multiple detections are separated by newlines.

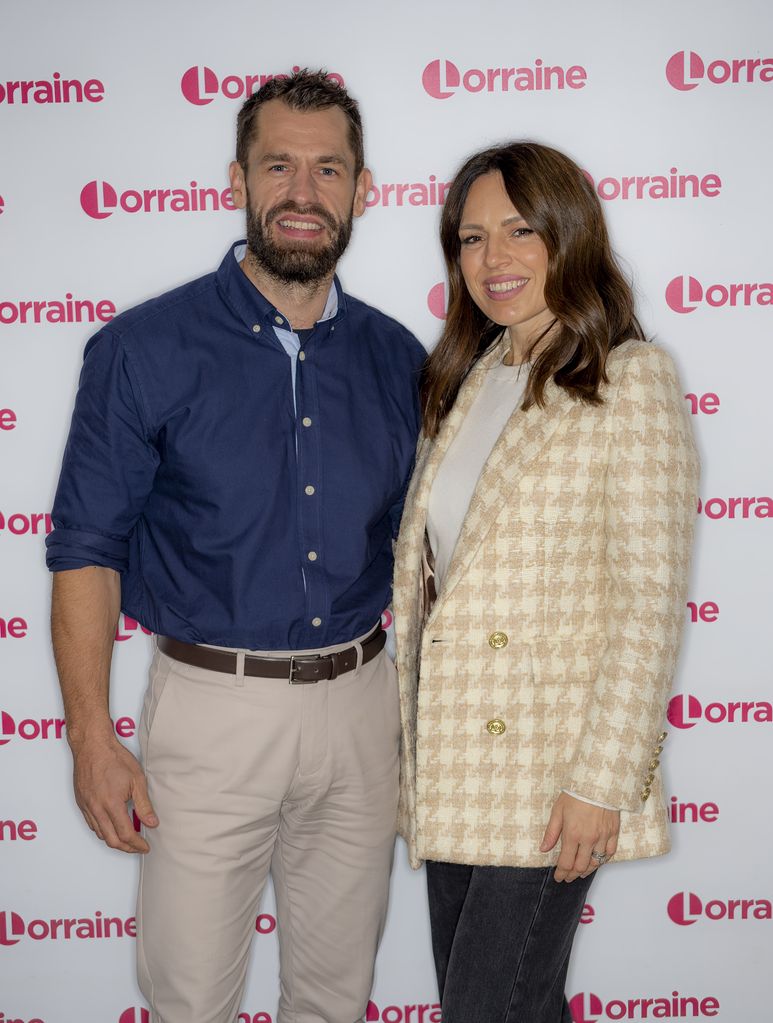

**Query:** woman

left=393, top=142, right=699, bottom=1022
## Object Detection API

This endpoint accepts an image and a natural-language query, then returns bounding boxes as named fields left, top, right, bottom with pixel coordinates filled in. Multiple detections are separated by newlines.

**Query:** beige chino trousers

left=136, top=629, right=400, bottom=1023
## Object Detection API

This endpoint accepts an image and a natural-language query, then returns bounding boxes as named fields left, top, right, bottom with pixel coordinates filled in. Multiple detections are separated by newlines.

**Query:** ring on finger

left=590, top=850, right=609, bottom=865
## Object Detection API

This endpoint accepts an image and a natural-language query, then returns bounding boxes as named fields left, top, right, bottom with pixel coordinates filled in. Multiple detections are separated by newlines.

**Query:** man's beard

left=245, top=195, right=353, bottom=285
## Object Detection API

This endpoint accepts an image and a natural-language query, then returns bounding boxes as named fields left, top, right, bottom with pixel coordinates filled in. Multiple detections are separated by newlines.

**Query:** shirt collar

left=218, top=240, right=344, bottom=335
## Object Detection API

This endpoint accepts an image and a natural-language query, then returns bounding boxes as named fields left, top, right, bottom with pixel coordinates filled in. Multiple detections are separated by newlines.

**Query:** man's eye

left=319, top=167, right=338, bottom=177
left=269, top=164, right=288, bottom=173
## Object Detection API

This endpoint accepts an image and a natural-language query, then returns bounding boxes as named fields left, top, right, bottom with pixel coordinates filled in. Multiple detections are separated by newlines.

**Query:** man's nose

left=285, top=166, right=319, bottom=207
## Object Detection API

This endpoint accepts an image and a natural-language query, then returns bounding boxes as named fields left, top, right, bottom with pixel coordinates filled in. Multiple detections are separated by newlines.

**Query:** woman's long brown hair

left=421, top=142, right=646, bottom=438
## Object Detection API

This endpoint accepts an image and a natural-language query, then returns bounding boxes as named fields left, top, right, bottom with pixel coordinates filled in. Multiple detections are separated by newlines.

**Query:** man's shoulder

left=106, top=270, right=218, bottom=341
left=342, top=291, right=427, bottom=364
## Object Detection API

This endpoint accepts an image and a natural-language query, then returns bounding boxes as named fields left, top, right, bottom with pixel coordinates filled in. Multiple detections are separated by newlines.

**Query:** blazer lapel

left=428, top=371, right=577, bottom=623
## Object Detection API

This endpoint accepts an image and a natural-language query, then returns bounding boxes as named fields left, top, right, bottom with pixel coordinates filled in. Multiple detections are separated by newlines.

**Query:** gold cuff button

left=649, top=758, right=660, bottom=770
left=488, top=631, right=508, bottom=649
left=658, top=731, right=668, bottom=743
left=641, top=787, right=651, bottom=800
left=486, top=718, right=506, bottom=736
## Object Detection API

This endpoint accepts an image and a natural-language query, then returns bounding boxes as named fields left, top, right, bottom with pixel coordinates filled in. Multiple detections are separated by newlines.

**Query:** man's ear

left=229, top=160, right=247, bottom=210
left=352, top=167, right=373, bottom=219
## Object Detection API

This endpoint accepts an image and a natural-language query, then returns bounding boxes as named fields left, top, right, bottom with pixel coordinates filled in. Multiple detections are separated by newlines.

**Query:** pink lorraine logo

left=119, top=1010, right=150, bottom=1023
left=366, top=1003, right=379, bottom=1021
left=115, top=615, right=153, bottom=642
left=665, top=275, right=702, bottom=313
left=80, top=180, right=118, bottom=219
left=0, top=909, right=25, bottom=946
left=422, top=59, right=460, bottom=99
left=180, top=65, right=219, bottom=105
left=667, top=891, right=703, bottom=926
left=427, top=282, right=447, bottom=320
left=666, top=51, right=705, bottom=91
left=569, top=992, right=603, bottom=1023
left=667, top=694, right=702, bottom=729
left=0, top=710, right=16, bottom=746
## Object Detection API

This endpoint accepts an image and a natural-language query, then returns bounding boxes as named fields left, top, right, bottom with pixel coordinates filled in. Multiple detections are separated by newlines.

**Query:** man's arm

left=52, top=566, right=157, bottom=853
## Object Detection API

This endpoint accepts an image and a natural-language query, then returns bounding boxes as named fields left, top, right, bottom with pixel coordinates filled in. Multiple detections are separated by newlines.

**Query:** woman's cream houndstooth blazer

left=393, top=337, right=700, bottom=869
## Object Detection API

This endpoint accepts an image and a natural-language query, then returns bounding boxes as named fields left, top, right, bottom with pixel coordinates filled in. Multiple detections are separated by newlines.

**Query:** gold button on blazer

left=393, top=339, right=700, bottom=869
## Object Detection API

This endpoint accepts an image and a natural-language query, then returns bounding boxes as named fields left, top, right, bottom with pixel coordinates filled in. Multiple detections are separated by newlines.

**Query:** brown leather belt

left=157, top=625, right=386, bottom=685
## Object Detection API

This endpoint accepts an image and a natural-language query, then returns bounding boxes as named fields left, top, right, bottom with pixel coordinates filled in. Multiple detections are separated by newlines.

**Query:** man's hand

left=51, top=567, right=155, bottom=854
left=539, top=792, right=620, bottom=882
left=71, top=733, right=157, bottom=853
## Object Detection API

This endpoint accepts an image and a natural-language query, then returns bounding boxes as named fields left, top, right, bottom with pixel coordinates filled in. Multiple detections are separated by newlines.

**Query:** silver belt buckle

left=289, top=653, right=322, bottom=685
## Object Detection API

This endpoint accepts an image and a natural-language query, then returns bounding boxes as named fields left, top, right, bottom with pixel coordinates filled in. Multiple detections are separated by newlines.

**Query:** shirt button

left=298, top=351, right=306, bottom=362
left=274, top=315, right=284, bottom=325
left=302, top=417, right=312, bottom=427
left=252, top=324, right=261, bottom=333
left=330, top=325, right=335, bottom=332
left=311, top=617, right=322, bottom=627
left=307, top=551, right=318, bottom=561
left=486, top=719, right=506, bottom=736
left=488, top=631, right=508, bottom=649
left=305, top=485, right=315, bottom=496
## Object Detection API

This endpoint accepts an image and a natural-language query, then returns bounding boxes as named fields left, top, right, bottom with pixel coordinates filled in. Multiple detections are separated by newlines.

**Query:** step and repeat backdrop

left=1, top=1, right=771, bottom=1021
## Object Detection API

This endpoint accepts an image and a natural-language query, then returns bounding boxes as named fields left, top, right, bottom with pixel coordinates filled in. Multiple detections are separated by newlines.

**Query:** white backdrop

left=2, top=2, right=772, bottom=1021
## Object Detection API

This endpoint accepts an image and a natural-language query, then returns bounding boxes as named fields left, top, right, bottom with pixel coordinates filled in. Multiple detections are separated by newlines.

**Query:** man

left=47, top=70, right=426, bottom=1023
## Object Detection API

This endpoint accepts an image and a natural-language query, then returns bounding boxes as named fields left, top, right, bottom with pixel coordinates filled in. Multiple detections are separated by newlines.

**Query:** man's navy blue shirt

left=46, top=243, right=426, bottom=650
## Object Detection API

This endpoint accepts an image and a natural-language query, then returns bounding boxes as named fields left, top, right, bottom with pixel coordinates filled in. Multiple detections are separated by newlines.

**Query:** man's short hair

left=236, top=69, right=365, bottom=178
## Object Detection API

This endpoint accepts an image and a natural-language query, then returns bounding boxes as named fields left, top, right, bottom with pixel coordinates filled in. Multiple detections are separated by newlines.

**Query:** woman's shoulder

left=603, top=339, right=689, bottom=427
left=605, top=339, right=681, bottom=387
left=607, top=337, right=673, bottom=366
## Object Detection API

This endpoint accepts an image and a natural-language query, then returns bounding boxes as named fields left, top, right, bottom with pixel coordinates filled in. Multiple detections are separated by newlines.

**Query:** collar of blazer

left=404, top=331, right=579, bottom=622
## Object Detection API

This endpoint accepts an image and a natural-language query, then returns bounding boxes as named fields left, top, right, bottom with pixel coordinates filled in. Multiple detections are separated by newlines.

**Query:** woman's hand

left=540, top=792, right=620, bottom=882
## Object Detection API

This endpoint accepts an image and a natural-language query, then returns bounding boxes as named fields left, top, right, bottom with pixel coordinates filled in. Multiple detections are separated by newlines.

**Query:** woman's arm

left=543, top=343, right=700, bottom=879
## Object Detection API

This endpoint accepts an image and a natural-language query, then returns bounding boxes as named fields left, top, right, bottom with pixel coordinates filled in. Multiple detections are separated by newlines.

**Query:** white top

left=427, top=356, right=528, bottom=590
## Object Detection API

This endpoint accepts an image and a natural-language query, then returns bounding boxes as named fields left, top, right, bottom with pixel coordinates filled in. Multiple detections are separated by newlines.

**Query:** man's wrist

left=66, top=715, right=118, bottom=751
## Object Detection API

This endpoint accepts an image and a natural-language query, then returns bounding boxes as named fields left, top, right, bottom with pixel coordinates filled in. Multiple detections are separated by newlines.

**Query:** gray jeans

left=427, top=860, right=595, bottom=1022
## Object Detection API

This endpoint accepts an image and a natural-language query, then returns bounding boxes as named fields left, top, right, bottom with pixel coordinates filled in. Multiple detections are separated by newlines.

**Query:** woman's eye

left=513, top=227, right=534, bottom=238
left=460, top=235, right=481, bottom=245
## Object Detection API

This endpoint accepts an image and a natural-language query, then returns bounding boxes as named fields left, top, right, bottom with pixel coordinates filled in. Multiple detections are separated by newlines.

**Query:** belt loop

left=235, top=650, right=246, bottom=688
left=353, top=639, right=364, bottom=677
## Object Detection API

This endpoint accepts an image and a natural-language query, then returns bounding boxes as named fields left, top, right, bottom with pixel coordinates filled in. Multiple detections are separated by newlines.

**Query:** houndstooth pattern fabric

left=393, top=338, right=700, bottom=869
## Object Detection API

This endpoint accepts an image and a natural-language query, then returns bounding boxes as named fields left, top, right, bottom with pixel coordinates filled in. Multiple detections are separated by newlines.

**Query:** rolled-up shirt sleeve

left=46, top=329, right=159, bottom=573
